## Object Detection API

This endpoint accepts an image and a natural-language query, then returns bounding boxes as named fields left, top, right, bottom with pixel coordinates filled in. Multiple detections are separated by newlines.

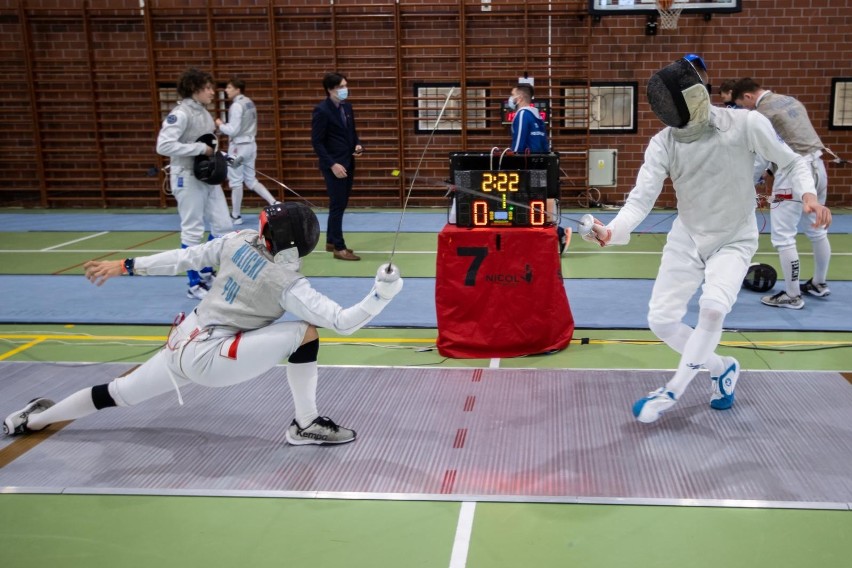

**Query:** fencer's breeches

left=647, top=222, right=756, bottom=330
left=226, top=141, right=259, bottom=190
left=110, top=310, right=309, bottom=407
left=769, top=152, right=829, bottom=249
left=170, top=167, right=234, bottom=244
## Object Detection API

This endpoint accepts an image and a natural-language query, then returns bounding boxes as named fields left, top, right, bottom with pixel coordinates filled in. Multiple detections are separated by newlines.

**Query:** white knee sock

left=231, top=185, right=244, bottom=218
left=287, top=361, right=319, bottom=428
left=778, top=246, right=801, bottom=297
left=251, top=181, right=278, bottom=205
left=664, top=309, right=724, bottom=398
left=650, top=320, right=724, bottom=378
left=27, top=387, right=98, bottom=430
left=811, top=236, right=831, bottom=284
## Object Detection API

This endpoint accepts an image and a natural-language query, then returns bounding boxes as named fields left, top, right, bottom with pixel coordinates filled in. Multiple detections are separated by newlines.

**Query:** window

left=414, top=83, right=488, bottom=133
left=829, top=78, right=852, bottom=130
left=563, top=82, right=637, bottom=133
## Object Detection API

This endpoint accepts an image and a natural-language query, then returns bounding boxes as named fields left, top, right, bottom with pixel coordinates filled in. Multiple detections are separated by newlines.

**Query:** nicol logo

left=484, top=264, right=533, bottom=286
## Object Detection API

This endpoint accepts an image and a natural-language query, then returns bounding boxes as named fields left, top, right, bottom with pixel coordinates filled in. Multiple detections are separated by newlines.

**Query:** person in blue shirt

left=509, top=84, right=548, bottom=153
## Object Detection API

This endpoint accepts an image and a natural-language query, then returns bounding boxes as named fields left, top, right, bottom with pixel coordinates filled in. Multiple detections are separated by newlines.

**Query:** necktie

left=340, top=106, right=347, bottom=126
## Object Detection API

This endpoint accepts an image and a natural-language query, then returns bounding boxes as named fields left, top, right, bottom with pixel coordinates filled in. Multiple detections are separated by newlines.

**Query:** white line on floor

left=449, top=501, right=477, bottom=568
left=40, top=232, right=110, bottom=251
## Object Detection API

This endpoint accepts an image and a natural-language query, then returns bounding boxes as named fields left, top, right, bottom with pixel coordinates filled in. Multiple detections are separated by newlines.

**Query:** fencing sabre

left=223, top=154, right=318, bottom=207
left=385, top=86, right=457, bottom=271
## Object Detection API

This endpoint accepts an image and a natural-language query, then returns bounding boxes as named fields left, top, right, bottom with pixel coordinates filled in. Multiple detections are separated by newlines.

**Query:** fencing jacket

left=156, top=98, right=216, bottom=172
left=218, top=94, right=258, bottom=144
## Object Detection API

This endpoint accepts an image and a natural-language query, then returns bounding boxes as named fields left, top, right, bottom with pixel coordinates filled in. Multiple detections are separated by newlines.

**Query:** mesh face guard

left=742, top=263, right=778, bottom=293
left=193, top=134, right=228, bottom=185
left=647, top=57, right=709, bottom=128
left=258, top=202, right=320, bottom=257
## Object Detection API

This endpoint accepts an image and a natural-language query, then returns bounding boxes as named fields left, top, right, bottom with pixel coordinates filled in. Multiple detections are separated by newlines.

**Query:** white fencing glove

left=359, top=263, right=404, bottom=315
left=578, top=214, right=612, bottom=247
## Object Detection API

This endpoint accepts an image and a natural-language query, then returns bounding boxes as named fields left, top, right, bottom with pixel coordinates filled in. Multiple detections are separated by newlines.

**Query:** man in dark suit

left=311, top=72, right=363, bottom=261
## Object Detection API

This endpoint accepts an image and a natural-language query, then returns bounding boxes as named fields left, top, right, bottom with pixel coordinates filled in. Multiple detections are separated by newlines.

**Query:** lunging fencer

left=3, top=203, right=404, bottom=445
left=157, top=68, right=234, bottom=300
left=579, top=54, right=831, bottom=424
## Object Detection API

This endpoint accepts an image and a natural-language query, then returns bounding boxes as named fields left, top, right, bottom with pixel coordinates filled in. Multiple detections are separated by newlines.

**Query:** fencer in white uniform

left=735, top=78, right=832, bottom=308
left=157, top=68, right=233, bottom=300
left=579, top=55, right=832, bottom=423
left=216, top=78, right=278, bottom=225
left=3, top=203, right=404, bottom=446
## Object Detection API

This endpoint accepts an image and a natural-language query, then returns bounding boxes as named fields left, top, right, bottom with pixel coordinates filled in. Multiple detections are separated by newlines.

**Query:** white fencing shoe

left=186, top=283, right=209, bottom=300
left=285, top=416, right=356, bottom=446
left=710, top=357, right=740, bottom=410
left=3, top=398, right=55, bottom=435
left=632, top=387, right=677, bottom=423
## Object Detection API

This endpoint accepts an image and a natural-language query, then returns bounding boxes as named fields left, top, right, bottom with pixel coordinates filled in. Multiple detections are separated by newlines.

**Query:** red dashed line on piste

left=453, top=428, right=467, bottom=449
left=463, top=395, right=475, bottom=412
left=440, top=469, right=457, bottom=494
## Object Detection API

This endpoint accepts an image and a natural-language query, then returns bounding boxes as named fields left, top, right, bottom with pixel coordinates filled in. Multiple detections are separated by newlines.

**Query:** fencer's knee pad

left=92, top=383, right=118, bottom=409
left=288, top=338, right=319, bottom=364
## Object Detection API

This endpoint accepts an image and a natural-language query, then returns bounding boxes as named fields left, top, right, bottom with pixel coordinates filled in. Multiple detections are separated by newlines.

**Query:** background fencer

left=3, top=202, right=404, bottom=445
left=157, top=68, right=234, bottom=301
left=579, top=54, right=832, bottom=424
left=215, top=77, right=279, bottom=225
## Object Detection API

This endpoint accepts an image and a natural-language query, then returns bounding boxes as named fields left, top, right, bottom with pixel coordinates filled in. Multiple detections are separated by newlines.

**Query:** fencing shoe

left=799, top=279, right=830, bottom=298
left=3, top=398, right=55, bottom=435
left=632, top=388, right=677, bottom=423
left=231, top=214, right=243, bottom=226
left=285, top=416, right=356, bottom=446
left=710, top=357, right=740, bottom=410
left=761, top=291, right=804, bottom=309
left=186, top=283, right=210, bottom=300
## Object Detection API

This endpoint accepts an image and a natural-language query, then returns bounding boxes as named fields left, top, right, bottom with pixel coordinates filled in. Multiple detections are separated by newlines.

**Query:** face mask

left=336, top=87, right=349, bottom=101
left=507, top=97, right=517, bottom=110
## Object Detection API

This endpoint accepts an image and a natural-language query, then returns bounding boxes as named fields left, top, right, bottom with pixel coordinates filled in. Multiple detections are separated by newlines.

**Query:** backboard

left=590, top=0, right=742, bottom=16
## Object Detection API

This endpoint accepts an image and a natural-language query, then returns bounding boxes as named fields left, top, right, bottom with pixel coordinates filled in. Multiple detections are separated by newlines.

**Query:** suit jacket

left=311, top=97, right=360, bottom=172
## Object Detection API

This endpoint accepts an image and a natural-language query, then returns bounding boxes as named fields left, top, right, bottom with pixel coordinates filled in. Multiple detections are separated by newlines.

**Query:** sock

left=231, top=184, right=243, bottom=217
left=778, top=246, right=800, bottom=297
left=287, top=361, right=319, bottom=428
left=811, top=236, right=831, bottom=284
left=27, top=387, right=99, bottom=430
left=251, top=181, right=278, bottom=205
left=664, top=309, right=724, bottom=398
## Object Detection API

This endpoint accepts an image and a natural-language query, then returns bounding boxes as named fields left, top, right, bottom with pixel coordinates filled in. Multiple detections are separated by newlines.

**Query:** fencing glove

left=359, top=263, right=404, bottom=315
left=579, top=214, right=611, bottom=247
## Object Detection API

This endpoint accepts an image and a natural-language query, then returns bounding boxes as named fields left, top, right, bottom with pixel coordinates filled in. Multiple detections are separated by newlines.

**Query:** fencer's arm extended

left=83, top=236, right=230, bottom=286
left=156, top=108, right=210, bottom=158
left=602, top=135, right=669, bottom=246
left=281, top=264, right=403, bottom=336
left=216, top=100, right=243, bottom=137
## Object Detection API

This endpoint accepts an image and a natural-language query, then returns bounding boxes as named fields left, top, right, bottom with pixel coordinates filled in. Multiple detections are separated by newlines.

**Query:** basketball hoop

left=656, top=0, right=682, bottom=30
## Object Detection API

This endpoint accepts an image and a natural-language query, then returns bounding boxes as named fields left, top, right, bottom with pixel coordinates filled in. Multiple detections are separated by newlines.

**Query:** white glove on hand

left=578, top=214, right=611, bottom=247
left=374, top=263, right=403, bottom=300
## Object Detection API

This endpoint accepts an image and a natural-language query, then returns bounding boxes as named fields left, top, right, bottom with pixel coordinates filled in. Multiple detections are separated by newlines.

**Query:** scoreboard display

left=449, top=152, right=560, bottom=228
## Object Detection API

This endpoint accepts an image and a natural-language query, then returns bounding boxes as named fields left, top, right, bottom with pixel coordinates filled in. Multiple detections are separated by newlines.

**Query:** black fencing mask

left=647, top=57, right=709, bottom=128
left=193, top=134, right=228, bottom=185
left=742, top=263, right=778, bottom=293
left=259, top=202, right=320, bottom=257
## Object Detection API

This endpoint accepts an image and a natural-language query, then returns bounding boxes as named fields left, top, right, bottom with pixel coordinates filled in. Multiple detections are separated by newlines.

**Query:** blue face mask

left=507, top=96, right=517, bottom=110
left=336, top=87, right=349, bottom=101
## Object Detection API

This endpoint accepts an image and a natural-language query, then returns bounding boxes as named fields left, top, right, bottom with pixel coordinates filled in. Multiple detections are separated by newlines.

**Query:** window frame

left=829, top=78, right=852, bottom=130
left=413, top=82, right=489, bottom=134
left=560, top=81, right=639, bottom=135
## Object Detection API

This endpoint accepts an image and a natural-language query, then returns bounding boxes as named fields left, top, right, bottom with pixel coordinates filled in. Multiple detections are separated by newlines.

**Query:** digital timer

left=455, top=170, right=547, bottom=227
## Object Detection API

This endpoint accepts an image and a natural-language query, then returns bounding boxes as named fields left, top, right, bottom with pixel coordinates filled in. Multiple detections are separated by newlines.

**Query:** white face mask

left=507, top=96, right=518, bottom=110
left=336, top=87, right=349, bottom=101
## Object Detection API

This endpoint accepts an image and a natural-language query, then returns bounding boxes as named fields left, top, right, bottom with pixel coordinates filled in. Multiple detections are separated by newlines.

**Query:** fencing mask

left=647, top=55, right=711, bottom=128
left=258, top=202, right=320, bottom=257
left=193, top=134, right=228, bottom=185
left=742, top=263, right=778, bottom=293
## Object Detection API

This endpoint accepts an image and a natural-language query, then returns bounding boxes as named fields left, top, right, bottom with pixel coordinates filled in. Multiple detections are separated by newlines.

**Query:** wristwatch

left=123, top=258, right=135, bottom=276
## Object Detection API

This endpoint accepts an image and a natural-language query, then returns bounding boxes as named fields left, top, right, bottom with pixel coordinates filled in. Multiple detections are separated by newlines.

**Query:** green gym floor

left=1, top=207, right=850, bottom=567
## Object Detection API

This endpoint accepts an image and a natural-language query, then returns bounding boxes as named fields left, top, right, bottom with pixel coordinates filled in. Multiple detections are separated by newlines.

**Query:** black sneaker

left=799, top=278, right=830, bottom=297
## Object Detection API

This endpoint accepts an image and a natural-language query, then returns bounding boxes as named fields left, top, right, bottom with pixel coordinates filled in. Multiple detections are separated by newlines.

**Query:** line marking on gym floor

left=449, top=501, right=476, bottom=568
left=0, top=422, right=73, bottom=468
left=41, top=231, right=109, bottom=251
left=51, top=231, right=178, bottom=275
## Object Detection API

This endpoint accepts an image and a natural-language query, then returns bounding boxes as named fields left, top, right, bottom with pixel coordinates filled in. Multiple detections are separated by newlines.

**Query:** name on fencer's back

left=231, top=244, right=267, bottom=280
